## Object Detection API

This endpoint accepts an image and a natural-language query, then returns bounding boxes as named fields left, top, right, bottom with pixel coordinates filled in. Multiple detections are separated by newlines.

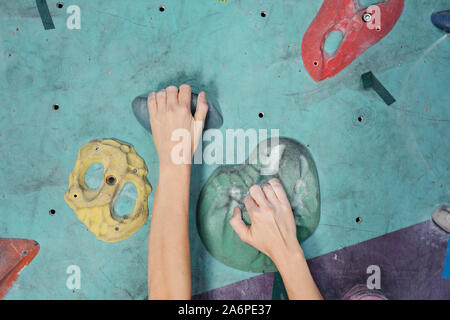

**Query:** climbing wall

left=0, top=0, right=449, bottom=299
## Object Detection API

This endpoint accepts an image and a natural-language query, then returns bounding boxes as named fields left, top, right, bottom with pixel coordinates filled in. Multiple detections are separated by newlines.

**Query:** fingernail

left=148, top=92, right=155, bottom=100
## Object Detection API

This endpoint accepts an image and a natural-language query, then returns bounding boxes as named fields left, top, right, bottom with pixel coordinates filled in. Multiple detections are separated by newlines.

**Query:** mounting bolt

left=362, top=13, right=372, bottom=23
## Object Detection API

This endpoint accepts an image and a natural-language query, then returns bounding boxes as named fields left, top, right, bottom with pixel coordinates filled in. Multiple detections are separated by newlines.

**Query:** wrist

left=271, top=243, right=305, bottom=270
left=158, top=163, right=191, bottom=181
left=159, top=162, right=191, bottom=174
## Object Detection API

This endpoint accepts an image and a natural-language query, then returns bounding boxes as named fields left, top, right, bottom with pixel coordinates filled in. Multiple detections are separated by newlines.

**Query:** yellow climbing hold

left=65, top=139, right=152, bottom=242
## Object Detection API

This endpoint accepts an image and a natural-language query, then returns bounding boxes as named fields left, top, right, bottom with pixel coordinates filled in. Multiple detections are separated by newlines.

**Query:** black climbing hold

left=361, top=71, right=396, bottom=106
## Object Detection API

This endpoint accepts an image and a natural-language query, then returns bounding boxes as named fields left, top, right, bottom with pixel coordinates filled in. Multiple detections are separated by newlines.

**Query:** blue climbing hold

left=132, top=92, right=223, bottom=134
left=431, top=10, right=450, bottom=33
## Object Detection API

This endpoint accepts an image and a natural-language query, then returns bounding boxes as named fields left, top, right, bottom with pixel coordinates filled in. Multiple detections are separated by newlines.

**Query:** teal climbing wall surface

left=0, top=0, right=449, bottom=299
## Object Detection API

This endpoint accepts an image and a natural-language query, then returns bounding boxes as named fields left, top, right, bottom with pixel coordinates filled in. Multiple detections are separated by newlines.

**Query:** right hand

left=229, top=178, right=303, bottom=263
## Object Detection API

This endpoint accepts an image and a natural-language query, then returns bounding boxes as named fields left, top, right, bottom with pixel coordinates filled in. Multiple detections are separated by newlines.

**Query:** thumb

left=194, top=91, right=209, bottom=123
left=230, top=207, right=251, bottom=244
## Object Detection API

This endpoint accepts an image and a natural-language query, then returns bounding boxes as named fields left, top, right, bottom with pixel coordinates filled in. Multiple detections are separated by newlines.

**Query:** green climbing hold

left=196, top=137, right=320, bottom=273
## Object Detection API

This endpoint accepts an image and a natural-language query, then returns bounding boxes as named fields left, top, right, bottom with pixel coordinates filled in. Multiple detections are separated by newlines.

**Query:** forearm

left=148, top=164, right=191, bottom=299
left=273, top=248, right=323, bottom=300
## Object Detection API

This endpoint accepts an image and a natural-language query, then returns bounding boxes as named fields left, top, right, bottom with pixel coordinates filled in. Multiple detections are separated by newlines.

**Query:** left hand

left=147, top=84, right=208, bottom=167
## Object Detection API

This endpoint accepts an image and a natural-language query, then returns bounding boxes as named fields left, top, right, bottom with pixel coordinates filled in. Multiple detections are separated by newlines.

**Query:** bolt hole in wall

left=106, top=176, right=117, bottom=186
left=356, top=217, right=363, bottom=223
left=49, top=209, right=56, bottom=216
left=52, top=104, right=59, bottom=110
left=260, top=11, right=267, bottom=18
left=358, top=115, right=364, bottom=122
left=56, top=2, right=63, bottom=9
left=159, top=5, right=165, bottom=12
left=258, top=112, right=264, bottom=118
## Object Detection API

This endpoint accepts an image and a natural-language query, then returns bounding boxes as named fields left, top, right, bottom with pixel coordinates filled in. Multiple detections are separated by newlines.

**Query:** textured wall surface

left=0, top=0, right=449, bottom=299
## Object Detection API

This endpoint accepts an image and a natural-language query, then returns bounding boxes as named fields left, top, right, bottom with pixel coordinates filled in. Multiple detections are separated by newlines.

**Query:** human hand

left=147, top=84, right=208, bottom=168
left=230, top=178, right=304, bottom=265
left=230, top=179, right=323, bottom=300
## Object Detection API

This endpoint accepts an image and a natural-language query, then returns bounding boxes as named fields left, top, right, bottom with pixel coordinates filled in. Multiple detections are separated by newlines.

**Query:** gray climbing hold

left=132, top=92, right=223, bottom=134
left=432, top=205, right=450, bottom=233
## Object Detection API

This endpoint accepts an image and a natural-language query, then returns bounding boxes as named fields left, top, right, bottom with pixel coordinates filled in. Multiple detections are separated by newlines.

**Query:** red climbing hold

left=301, top=0, right=404, bottom=82
left=0, top=238, right=40, bottom=299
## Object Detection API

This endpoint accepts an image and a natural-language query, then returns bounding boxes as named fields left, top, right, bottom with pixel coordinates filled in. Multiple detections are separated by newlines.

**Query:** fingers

left=194, top=91, right=208, bottom=123
left=147, top=92, right=157, bottom=116
left=230, top=207, right=251, bottom=243
left=156, top=89, right=167, bottom=111
left=243, top=194, right=258, bottom=213
left=268, top=178, right=289, bottom=203
left=178, top=84, right=192, bottom=108
left=262, top=183, right=279, bottom=204
left=166, top=86, right=179, bottom=107
left=249, top=185, right=270, bottom=209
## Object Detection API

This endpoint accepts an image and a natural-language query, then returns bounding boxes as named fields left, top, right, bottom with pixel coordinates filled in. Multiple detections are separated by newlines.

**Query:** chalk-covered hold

left=432, top=205, right=450, bottom=233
